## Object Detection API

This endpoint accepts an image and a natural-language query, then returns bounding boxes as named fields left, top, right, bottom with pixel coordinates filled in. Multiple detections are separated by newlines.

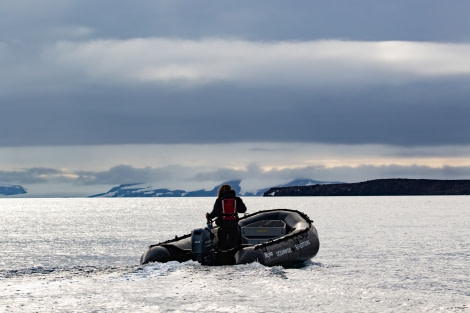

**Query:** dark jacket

left=207, top=190, right=247, bottom=227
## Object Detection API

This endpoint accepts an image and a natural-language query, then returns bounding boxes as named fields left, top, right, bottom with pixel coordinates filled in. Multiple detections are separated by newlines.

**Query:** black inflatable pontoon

left=140, top=209, right=320, bottom=267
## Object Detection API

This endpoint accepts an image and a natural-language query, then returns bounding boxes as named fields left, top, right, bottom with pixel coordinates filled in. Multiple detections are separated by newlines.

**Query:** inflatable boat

left=140, top=209, right=320, bottom=267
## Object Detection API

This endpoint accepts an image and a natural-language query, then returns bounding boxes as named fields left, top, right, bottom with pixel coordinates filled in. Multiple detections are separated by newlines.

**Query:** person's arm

left=236, top=197, right=247, bottom=213
left=206, top=199, right=220, bottom=219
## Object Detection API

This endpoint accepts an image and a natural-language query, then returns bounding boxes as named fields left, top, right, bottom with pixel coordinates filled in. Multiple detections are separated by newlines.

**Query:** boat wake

left=122, top=259, right=338, bottom=281
left=0, top=265, right=139, bottom=280
left=1, top=259, right=338, bottom=283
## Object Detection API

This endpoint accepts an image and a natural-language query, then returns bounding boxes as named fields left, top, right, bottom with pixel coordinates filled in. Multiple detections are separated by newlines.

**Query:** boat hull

left=140, top=209, right=319, bottom=268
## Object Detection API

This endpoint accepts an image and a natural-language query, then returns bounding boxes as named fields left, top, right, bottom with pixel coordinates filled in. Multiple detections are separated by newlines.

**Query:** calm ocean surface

left=1, top=196, right=469, bottom=312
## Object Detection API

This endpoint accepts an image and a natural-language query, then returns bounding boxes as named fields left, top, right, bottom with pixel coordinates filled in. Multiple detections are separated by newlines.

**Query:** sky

left=1, top=0, right=470, bottom=197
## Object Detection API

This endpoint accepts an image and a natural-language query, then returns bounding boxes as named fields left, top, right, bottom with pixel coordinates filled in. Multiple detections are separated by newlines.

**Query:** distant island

left=0, top=185, right=27, bottom=196
left=263, top=179, right=470, bottom=196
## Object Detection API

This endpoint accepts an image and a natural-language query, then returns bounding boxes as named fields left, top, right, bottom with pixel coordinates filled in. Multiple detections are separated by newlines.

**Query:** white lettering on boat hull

left=264, top=251, right=274, bottom=259
left=295, top=240, right=311, bottom=251
left=276, top=247, right=292, bottom=257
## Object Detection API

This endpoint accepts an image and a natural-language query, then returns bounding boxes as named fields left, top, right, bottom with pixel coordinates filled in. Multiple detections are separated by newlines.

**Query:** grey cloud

left=3, top=1, right=470, bottom=42
left=2, top=80, right=469, bottom=147
left=27, top=39, right=470, bottom=90
left=76, top=165, right=154, bottom=185
left=255, top=164, right=470, bottom=185
left=193, top=166, right=258, bottom=182
left=0, top=167, right=69, bottom=184
left=75, top=165, right=200, bottom=186
left=1, top=165, right=156, bottom=186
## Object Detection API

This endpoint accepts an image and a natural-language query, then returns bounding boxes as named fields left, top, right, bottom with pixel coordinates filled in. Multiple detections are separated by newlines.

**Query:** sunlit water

left=1, top=197, right=469, bottom=312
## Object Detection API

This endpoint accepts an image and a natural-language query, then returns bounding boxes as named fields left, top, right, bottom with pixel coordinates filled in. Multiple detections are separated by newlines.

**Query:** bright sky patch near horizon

left=1, top=1, right=470, bottom=196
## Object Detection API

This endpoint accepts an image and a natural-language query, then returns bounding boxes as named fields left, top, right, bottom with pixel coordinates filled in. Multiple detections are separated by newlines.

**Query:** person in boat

left=206, top=184, right=247, bottom=250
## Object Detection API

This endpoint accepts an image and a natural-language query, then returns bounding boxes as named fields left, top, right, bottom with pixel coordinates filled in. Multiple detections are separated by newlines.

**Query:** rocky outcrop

left=263, top=179, right=470, bottom=196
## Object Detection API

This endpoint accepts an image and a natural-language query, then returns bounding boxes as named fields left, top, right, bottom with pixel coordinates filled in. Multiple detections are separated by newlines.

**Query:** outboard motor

left=191, top=225, right=215, bottom=265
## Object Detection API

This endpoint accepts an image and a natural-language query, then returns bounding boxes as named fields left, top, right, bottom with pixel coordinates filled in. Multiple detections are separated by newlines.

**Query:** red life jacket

left=221, top=198, right=237, bottom=221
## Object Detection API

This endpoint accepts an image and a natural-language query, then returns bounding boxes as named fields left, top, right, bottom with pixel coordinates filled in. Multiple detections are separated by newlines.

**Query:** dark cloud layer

left=2, top=80, right=469, bottom=147
left=2, top=1, right=470, bottom=149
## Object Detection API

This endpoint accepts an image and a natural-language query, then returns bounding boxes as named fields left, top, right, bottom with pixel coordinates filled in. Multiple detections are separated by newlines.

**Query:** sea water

left=0, top=197, right=468, bottom=312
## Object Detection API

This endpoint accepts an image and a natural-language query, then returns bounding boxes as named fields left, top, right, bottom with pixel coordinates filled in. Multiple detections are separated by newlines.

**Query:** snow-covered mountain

left=0, top=185, right=27, bottom=196
left=89, top=180, right=243, bottom=197
left=89, top=179, right=338, bottom=197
